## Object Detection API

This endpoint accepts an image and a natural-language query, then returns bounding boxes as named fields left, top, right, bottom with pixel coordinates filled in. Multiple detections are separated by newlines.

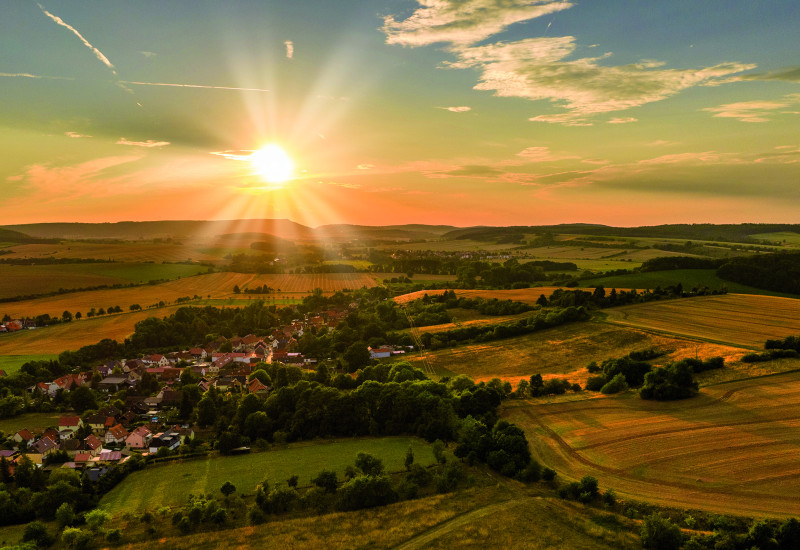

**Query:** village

left=0, top=308, right=411, bottom=482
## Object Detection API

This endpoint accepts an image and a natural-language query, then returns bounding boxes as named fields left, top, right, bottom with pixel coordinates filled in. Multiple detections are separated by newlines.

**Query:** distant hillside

left=315, top=224, right=458, bottom=242
left=442, top=223, right=800, bottom=243
left=2, top=220, right=314, bottom=241
left=0, top=227, right=56, bottom=244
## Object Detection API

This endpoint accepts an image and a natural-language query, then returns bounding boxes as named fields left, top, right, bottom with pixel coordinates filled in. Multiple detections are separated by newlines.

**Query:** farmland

left=602, top=293, right=800, bottom=348
left=100, top=437, right=435, bottom=515
left=0, top=271, right=377, bottom=319
left=505, top=370, right=800, bottom=517
left=0, top=241, right=222, bottom=263
left=581, top=269, right=795, bottom=297
left=402, top=320, right=746, bottom=386
left=0, top=412, right=62, bottom=436
left=0, top=354, right=58, bottom=376
left=394, top=287, right=569, bottom=305
left=0, top=262, right=209, bottom=300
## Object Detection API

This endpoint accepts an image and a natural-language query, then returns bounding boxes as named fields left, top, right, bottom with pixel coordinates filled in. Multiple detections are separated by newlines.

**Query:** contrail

left=284, top=40, right=294, bottom=59
left=121, top=80, right=271, bottom=93
left=36, top=3, right=117, bottom=75
left=0, top=72, right=74, bottom=80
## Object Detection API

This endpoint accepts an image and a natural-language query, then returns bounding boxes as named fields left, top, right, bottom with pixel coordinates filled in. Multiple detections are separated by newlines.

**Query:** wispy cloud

left=385, top=1, right=755, bottom=124
left=117, top=138, right=170, bottom=148
left=0, top=72, right=74, bottom=81
left=516, top=146, right=577, bottom=162
left=702, top=94, right=800, bottom=122
left=718, top=67, right=800, bottom=84
left=356, top=164, right=375, bottom=170
left=65, top=131, right=91, bottom=139
left=284, top=41, right=294, bottom=59
left=607, top=117, right=637, bottom=124
left=383, top=0, right=572, bottom=47
left=440, top=106, right=472, bottom=112
left=36, top=3, right=117, bottom=75
left=139, top=51, right=157, bottom=59
left=121, top=80, right=271, bottom=93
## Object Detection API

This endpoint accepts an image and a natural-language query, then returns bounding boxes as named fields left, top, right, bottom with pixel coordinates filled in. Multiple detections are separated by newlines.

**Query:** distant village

left=0, top=309, right=412, bottom=479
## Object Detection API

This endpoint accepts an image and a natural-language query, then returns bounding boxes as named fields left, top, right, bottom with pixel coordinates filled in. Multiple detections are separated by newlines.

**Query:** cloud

left=356, top=164, right=375, bottom=170
left=702, top=94, right=800, bottom=123
left=638, top=151, right=728, bottom=165
left=440, top=106, right=472, bottom=112
left=607, top=117, right=637, bottom=124
left=139, top=51, right=157, bottom=58
left=65, top=131, right=91, bottom=139
left=0, top=72, right=74, bottom=81
left=385, top=2, right=756, bottom=124
left=442, top=165, right=505, bottom=177
left=121, top=80, right=271, bottom=93
left=321, top=180, right=361, bottom=189
left=284, top=41, right=294, bottom=59
left=516, top=146, right=577, bottom=162
left=117, top=138, right=170, bottom=148
left=36, top=3, right=117, bottom=75
left=383, top=0, right=573, bottom=47
left=719, top=67, right=800, bottom=84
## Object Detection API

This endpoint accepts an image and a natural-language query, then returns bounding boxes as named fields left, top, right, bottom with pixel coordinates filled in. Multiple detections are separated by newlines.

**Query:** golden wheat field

left=0, top=272, right=377, bottom=319
left=603, top=293, right=800, bottom=348
left=394, top=287, right=570, bottom=305
left=504, top=370, right=800, bottom=517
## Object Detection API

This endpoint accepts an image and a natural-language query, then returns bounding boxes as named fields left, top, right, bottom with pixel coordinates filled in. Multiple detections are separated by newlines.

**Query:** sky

left=1, top=0, right=799, bottom=228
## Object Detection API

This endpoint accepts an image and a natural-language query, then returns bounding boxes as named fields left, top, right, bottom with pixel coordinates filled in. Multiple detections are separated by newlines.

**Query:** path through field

left=505, top=371, right=800, bottom=517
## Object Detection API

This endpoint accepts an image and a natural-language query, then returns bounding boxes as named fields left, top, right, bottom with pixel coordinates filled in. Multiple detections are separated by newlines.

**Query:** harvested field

left=0, top=263, right=208, bottom=300
left=372, top=273, right=458, bottom=282
left=0, top=272, right=376, bottom=318
left=505, top=370, right=800, bottom=517
left=402, top=320, right=745, bottom=386
left=602, top=293, right=800, bottom=349
left=394, top=287, right=570, bottom=305
left=2, top=241, right=221, bottom=263
left=0, top=307, right=182, bottom=354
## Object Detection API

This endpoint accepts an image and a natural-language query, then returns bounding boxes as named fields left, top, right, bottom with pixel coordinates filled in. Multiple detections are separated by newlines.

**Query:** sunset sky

left=2, top=0, right=798, bottom=228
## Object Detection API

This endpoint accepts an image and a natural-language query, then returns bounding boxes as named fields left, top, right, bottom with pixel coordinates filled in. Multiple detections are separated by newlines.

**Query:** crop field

left=524, top=246, right=687, bottom=263
left=372, top=273, right=458, bottom=282
left=0, top=263, right=209, bottom=300
left=0, top=307, right=184, bottom=355
left=749, top=231, right=800, bottom=245
left=581, top=269, right=794, bottom=297
left=602, top=294, right=800, bottom=348
left=394, top=287, right=569, bottom=305
left=505, top=370, right=800, bottom=517
left=379, top=240, right=517, bottom=252
left=402, top=320, right=745, bottom=386
left=0, top=272, right=376, bottom=319
left=1, top=241, right=222, bottom=263
left=100, top=437, right=434, bottom=515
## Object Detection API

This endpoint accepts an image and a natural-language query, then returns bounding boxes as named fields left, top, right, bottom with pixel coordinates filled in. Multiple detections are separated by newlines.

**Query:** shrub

left=640, top=513, right=682, bottom=550
left=336, top=475, right=397, bottom=511
left=600, top=373, right=629, bottom=394
left=585, top=375, right=607, bottom=392
left=22, top=521, right=53, bottom=548
left=312, top=470, right=338, bottom=493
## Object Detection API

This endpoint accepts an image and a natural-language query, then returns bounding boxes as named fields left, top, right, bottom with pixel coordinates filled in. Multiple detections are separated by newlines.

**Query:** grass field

left=102, top=482, right=639, bottom=550
left=505, top=370, right=800, bottom=517
left=378, top=240, right=517, bottom=252
left=580, top=269, right=795, bottom=297
left=0, top=412, right=62, bottom=436
left=0, top=263, right=209, bottom=300
left=602, top=294, right=800, bottom=349
left=749, top=231, right=800, bottom=245
left=0, top=354, right=58, bottom=376
left=100, top=437, right=434, bottom=515
left=2, top=241, right=222, bottom=263
left=402, top=320, right=745, bottom=386
left=394, top=287, right=570, bottom=305
left=0, top=271, right=376, bottom=319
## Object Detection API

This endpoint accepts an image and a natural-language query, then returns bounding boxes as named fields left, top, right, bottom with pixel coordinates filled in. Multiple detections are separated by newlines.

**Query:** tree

left=355, top=453, right=384, bottom=476
left=75, top=311, right=82, bottom=320
left=69, top=386, right=97, bottom=413
left=85, top=508, right=111, bottom=532
left=220, top=481, right=236, bottom=497
left=344, top=342, right=371, bottom=372
left=22, top=521, right=53, bottom=548
left=404, top=446, right=415, bottom=470
left=312, top=470, right=338, bottom=493
left=432, top=440, right=445, bottom=464
left=62, top=311, right=73, bottom=322
left=233, top=285, right=241, bottom=294
left=197, top=396, right=218, bottom=427
left=55, top=502, right=75, bottom=529
left=640, top=513, right=682, bottom=550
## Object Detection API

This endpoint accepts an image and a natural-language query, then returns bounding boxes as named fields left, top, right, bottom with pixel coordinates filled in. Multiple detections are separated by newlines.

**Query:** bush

left=542, top=468, right=556, bottom=482
left=336, top=475, right=397, bottom=511
left=22, top=521, right=53, bottom=548
left=105, top=529, right=122, bottom=544
left=585, top=375, right=607, bottom=392
left=311, top=470, right=338, bottom=493
left=600, top=373, right=629, bottom=394
left=640, top=513, right=682, bottom=550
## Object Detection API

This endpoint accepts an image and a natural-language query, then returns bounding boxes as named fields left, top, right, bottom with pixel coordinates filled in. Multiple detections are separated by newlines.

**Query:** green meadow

left=100, top=437, right=435, bottom=515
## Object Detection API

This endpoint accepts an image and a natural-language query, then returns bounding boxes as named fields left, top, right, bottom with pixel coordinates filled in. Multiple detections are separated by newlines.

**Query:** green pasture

left=0, top=412, right=62, bottom=436
left=322, top=260, right=373, bottom=270
left=100, top=437, right=434, bottom=515
left=579, top=269, right=797, bottom=297
left=749, top=232, right=800, bottom=246
left=0, top=354, right=59, bottom=376
left=82, top=262, right=209, bottom=282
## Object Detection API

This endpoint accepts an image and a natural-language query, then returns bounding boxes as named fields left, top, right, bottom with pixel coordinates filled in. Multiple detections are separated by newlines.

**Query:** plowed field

left=505, top=371, right=800, bottom=517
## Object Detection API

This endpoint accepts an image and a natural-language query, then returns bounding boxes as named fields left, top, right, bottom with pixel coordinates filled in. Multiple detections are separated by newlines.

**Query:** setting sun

left=250, top=144, right=294, bottom=183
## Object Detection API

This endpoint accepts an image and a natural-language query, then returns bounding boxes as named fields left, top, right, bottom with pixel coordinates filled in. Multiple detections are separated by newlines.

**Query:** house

left=125, top=426, right=152, bottom=449
left=158, top=389, right=182, bottom=406
left=86, top=414, right=110, bottom=434
left=189, top=347, right=207, bottom=360
left=98, top=376, right=128, bottom=393
left=60, top=438, right=83, bottom=457
left=105, top=424, right=129, bottom=445
left=31, top=437, right=59, bottom=456
left=74, top=452, right=92, bottom=464
left=143, top=354, right=170, bottom=367
left=84, top=434, right=102, bottom=456
left=12, top=429, right=35, bottom=448
left=248, top=378, right=270, bottom=396
left=59, top=416, right=83, bottom=434
left=98, top=451, right=122, bottom=463
left=34, top=382, right=59, bottom=397
left=368, top=346, right=392, bottom=359
left=148, top=430, right=182, bottom=453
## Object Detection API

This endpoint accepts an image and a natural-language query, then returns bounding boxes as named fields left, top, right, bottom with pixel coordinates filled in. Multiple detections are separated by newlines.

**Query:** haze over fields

left=2, top=1, right=799, bottom=227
